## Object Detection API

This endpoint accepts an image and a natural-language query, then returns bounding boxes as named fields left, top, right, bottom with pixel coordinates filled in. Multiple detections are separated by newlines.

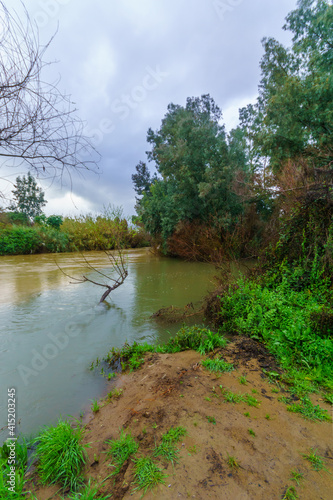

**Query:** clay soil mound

left=29, top=337, right=333, bottom=500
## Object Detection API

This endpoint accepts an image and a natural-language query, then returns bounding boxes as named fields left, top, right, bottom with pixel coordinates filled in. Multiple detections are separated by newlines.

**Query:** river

left=0, top=249, right=218, bottom=443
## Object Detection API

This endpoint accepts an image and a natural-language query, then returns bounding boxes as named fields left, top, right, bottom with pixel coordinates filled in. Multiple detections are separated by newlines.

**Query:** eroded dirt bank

left=29, top=337, right=333, bottom=500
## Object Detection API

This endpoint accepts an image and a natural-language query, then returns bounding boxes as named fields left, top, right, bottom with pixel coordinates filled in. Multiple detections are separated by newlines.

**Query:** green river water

left=0, top=249, right=219, bottom=442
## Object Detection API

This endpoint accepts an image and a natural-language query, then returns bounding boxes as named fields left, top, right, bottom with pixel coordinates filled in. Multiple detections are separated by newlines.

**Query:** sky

left=1, top=0, right=299, bottom=218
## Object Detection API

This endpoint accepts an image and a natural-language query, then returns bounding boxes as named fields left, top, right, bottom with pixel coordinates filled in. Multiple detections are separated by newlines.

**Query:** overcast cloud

left=1, top=0, right=298, bottom=217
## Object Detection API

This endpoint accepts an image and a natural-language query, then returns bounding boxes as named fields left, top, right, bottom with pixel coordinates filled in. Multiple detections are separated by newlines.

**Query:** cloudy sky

left=1, top=0, right=298, bottom=218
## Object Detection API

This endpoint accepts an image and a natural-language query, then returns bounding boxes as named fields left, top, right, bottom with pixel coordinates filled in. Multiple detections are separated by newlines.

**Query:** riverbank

left=25, top=335, right=333, bottom=500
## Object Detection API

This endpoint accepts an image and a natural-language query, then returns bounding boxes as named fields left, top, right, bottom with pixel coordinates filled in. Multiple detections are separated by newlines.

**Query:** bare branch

left=55, top=249, right=128, bottom=304
left=0, top=1, right=99, bottom=192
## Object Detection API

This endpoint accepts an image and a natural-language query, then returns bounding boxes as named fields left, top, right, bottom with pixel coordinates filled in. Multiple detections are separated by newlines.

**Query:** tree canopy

left=133, top=95, right=248, bottom=244
left=9, top=172, right=47, bottom=219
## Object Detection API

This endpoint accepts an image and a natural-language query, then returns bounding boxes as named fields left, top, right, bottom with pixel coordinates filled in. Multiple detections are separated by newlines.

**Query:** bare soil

left=27, top=337, right=333, bottom=500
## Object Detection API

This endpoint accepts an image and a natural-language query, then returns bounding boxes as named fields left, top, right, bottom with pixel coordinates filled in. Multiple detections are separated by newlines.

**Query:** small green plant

left=248, top=428, right=256, bottom=437
left=106, top=429, right=139, bottom=475
left=244, top=412, right=250, bottom=417
left=221, top=389, right=260, bottom=407
left=133, top=456, right=167, bottom=494
left=271, top=387, right=279, bottom=393
left=302, top=448, right=327, bottom=471
left=265, top=414, right=271, bottom=420
left=152, top=422, right=158, bottom=429
left=162, top=427, right=187, bottom=443
left=202, top=357, right=234, bottom=373
left=188, top=445, right=198, bottom=455
left=323, top=393, right=333, bottom=404
left=34, top=419, right=88, bottom=491
left=238, top=375, right=247, bottom=385
left=107, top=388, right=123, bottom=400
left=107, top=372, right=116, bottom=380
left=287, top=397, right=331, bottom=422
left=251, top=388, right=258, bottom=394
left=282, top=486, right=299, bottom=500
left=66, top=480, right=111, bottom=499
left=204, top=396, right=211, bottom=402
left=290, top=469, right=304, bottom=486
left=153, top=442, right=179, bottom=464
left=206, top=416, right=216, bottom=424
left=91, top=399, right=100, bottom=413
left=226, top=454, right=240, bottom=469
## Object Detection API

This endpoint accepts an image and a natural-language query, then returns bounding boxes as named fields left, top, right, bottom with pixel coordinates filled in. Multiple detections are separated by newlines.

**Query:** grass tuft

left=202, top=357, right=234, bottom=373
left=106, top=429, right=138, bottom=475
left=133, top=456, right=167, bottom=494
left=34, top=419, right=88, bottom=491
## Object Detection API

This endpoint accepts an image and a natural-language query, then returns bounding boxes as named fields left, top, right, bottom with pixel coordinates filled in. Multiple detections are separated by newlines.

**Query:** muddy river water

left=0, top=249, right=220, bottom=442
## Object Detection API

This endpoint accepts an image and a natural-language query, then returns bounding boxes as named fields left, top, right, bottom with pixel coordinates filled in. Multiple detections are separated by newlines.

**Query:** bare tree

left=57, top=250, right=128, bottom=304
left=0, top=1, right=99, bottom=194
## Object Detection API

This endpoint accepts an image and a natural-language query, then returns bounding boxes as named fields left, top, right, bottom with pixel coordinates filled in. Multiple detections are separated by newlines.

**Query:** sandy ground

left=27, top=337, right=333, bottom=500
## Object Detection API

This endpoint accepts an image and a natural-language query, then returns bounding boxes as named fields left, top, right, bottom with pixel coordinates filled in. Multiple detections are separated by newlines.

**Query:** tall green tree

left=134, top=95, right=247, bottom=242
left=10, top=172, right=47, bottom=219
left=250, top=0, right=333, bottom=172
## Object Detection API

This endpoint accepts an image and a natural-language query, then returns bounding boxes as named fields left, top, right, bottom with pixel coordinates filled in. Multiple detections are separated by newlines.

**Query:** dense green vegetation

left=0, top=205, right=149, bottom=255
left=133, top=0, right=332, bottom=261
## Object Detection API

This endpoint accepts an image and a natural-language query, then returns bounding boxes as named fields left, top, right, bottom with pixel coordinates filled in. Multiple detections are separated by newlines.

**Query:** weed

left=287, top=397, right=331, bottom=421
left=152, top=423, right=158, bottom=429
left=66, top=480, right=111, bottom=499
left=265, top=414, right=271, bottom=420
left=251, top=388, right=258, bottom=394
left=302, top=448, right=328, bottom=471
left=153, top=442, right=179, bottom=464
left=282, top=486, right=299, bottom=500
left=227, top=454, right=240, bottom=469
left=202, top=357, right=234, bottom=373
left=248, top=428, right=256, bottom=437
left=161, top=427, right=187, bottom=444
left=323, top=393, right=333, bottom=404
left=107, top=388, right=123, bottom=400
left=244, top=412, right=250, bottom=417
left=271, top=387, right=280, bottom=393
left=34, top=419, right=88, bottom=491
left=91, top=400, right=100, bottom=413
left=290, top=469, right=304, bottom=485
left=206, top=416, right=216, bottom=424
left=238, top=375, right=247, bottom=385
left=188, top=445, right=198, bottom=455
left=106, top=429, right=138, bottom=475
left=107, top=372, right=116, bottom=380
left=204, top=396, right=211, bottom=402
left=221, top=389, right=260, bottom=407
left=133, top=456, right=167, bottom=494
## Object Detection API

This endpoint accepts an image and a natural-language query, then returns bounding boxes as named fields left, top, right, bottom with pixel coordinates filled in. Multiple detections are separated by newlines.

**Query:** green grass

left=287, top=397, right=331, bottom=422
left=220, top=388, right=260, bottom=407
left=133, top=456, right=167, bottom=494
left=290, top=469, right=304, bottom=486
left=226, top=454, right=240, bottom=469
left=206, top=416, right=216, bottom=424
left=248, top=428, right=256, bottom=437
left=153, top=442, right=180, bottom=464
left=34, top=419, right=88, bottom=491
left=161, top=427, right=187, bottom=444
left=106, top=429, right=138, bottom=475
left=302, top=448, right=328, bottom=471
left=91, top=399, right=100, bottom=413
left=238, top=375, right=248, bottom=385
left=65, top=480, right=111, bottom=499
left=282, top=486, right=299, bottom=500
left=103, top=326, right=228, bottom=371
left=202, top=357, right=234, bottom=373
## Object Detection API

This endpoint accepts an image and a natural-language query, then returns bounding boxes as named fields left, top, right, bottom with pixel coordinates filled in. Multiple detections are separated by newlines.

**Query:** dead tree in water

left=57, top=249, right=128, bottom=303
